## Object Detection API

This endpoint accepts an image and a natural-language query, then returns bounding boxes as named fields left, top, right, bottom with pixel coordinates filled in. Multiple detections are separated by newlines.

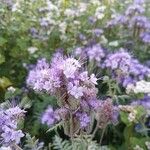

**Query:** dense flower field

left=0, top=0, right=150, bottom=149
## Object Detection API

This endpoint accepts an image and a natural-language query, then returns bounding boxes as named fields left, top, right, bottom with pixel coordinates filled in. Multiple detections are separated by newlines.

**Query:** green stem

left=11, top=143, right=23, bottom=150
left=99, top=125, right=107, bottom=145
left=91, top=120, right=99, bottom=139
left=70, top=113, right=74, bottom=140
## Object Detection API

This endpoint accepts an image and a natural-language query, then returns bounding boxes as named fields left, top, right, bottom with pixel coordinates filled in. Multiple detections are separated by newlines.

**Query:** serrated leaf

left=20, top=96, right=32, bottom=109
left=47, top=121, right=63, bottom=133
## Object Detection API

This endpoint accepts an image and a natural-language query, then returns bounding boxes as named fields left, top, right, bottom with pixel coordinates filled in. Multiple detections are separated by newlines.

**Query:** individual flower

left=92, top=28, right=103, bottom=37
left=140, top=32, right=150, bottom=44
left=85, top=44, right=105, bottom=63
left=62, top=58, right=81, bottom=79
left=76, top=113, right=90, bottom=128
left=68, top=82, right=84, bottom=99
left=41, top=106, right=60, bottom=126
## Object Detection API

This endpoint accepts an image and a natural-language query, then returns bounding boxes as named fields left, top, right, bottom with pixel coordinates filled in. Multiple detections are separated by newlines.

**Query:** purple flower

left=92, top=29, right=103, bottom=37
left=125, top=4, right=145, bottom=16
left=140, top=32, right=150, bottom=44
left=88, top=99, right=101, bottom=110
left=88, top=16, right=97, bottom=24
left=41, top=106, right=60, bottom=126
left=0, top=106, right=25, bottom=145
left=79, top=34, right=86, bottom=41
left=27, top=53, right=99, bottom=134
left=27, top=58, right=61, bottom=93
left=62, top=58, right=81, bottom=79
left=76, top=113, right=90, bottom=128
left=134, top=0, right=145, bottom=4
left=106, top=15, right=127, bottom=28
left=103, top=49, right=150, bottom=87
left=130, top=16, right=150, bottom=30
left=95, top=99, right=119, bottom=127
left=39, top=18, right=49, bottom=27
left=86, top=44, right=105, bottom=63
left=1, top=126, right=24, bottom=144
left=68, top=82, right=83, bottom=99
left=131, top=96, right=150, bottom=110
left=104, top=49, right=131, bottom=72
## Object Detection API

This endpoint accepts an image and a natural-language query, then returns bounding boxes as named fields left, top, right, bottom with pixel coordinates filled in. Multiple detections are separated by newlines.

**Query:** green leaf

left=0, top=77, right=12, bottom=89
left=135, top=106, right=146, bottom=120
left=20, top=96, right=32, bottom=109
left=0, top=53, right=5, bottom=64
left=53, top=136, right=72, bottom=150
left=130, top=137, right=149, bottom=149
left=47, top=121, right=63, bottom=133
left=0, top=37, right=7, bottom=46
left=5, top=88, right=22, bottom=99
left=120, top=111, right=131, bottom=126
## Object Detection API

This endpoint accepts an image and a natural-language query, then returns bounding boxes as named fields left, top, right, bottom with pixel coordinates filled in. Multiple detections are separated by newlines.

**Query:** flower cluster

left=0, top=106, right=25, bottom=145
left=140, top=32, right=150, bottom=44
left=27, top=53, right=98, bottom=129
left=27, top=52, right=118, bottom=136
left=75, top=43, right=105, bottom=64
left=126, top=80, right=150, bottom=94
left=103, top=49, right=150, bottom=87
left=95, top=99, right=119, bottom=128
left=27, top=58, right=61, bottom=94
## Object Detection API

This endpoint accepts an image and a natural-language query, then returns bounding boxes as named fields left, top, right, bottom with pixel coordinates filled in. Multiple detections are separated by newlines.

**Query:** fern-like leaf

left=47, top=121, right=63, bottom=133
left=53, top=135, right=72, bottom=150
left=24, top=133, right=44, bottom=150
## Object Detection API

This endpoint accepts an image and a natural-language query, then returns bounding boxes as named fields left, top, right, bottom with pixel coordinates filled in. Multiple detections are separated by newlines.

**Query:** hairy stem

left=99, top=125, right=107, bottom=145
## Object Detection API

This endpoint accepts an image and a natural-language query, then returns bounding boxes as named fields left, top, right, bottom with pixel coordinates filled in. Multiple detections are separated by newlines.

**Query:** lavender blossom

left=106, top=15, right=127, bottom=28
left=140, top=32, right=150, bottom=44
left=104, top=49, right=132, bottom=73
left=76, top=113, right=90, bottom=128
left=27, top=58, right=61, bottom=94
left=41, top=106, right=60, bottom=126
left=125, top=4, right=145, bottom=16
left=103, top=49, right=150, bottom=87
left=131, top=96, right=150, bottom=110
left=88, top=16, right=97, bottom=24
left=130, top=16, right=150, bottom=30
left=27, top=53, right=98, bottom=100
left=134, top=0, right=145, bottom=4
left=95, top=99, right=119, bottom=128
left=92, top=29, right=103, bottom=37
left=0, top=106, right=25, bottom=145
left=85, top=44, right=105, bottom=63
